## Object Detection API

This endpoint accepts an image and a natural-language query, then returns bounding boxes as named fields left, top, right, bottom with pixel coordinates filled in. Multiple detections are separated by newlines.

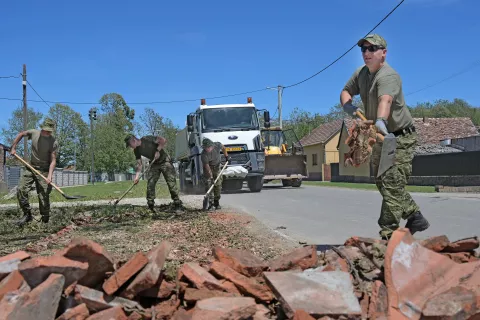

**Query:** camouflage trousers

left=371, top=132, right=420, bottom=238
left=146, top=161, right=181, bottom=206
left=203, top=164, right=222, bottom=204
left=17, top=167, right=52, bottom=217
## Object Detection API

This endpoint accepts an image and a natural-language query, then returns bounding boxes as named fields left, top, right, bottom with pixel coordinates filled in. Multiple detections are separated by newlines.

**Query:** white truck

left=175, top=97, right=271, bottom=193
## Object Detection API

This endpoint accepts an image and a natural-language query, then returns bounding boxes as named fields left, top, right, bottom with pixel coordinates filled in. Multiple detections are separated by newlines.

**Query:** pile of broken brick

left=0, top=228, right=479, bottom=319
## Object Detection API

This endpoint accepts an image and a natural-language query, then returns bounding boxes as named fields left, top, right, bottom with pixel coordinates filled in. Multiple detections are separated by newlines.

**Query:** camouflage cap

left=40, top=118, right=56, bottom=132
left=202, top=138, right=214, bottom=148
left=124, top=134, right=136, bottom=148
left=357, top=34, right=387, bottom=48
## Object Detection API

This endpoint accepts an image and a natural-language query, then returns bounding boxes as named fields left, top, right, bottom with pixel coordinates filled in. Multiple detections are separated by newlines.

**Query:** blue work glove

left=375, top=119, right=389, bottom=136
left=343, top=102, right=359, bottom=116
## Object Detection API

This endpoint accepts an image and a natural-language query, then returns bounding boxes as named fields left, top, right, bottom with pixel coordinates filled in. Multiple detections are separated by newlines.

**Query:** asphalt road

left=222, top=183, right=480, bottom=246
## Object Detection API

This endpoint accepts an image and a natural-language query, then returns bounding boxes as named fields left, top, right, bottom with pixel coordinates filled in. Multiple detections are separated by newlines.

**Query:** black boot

left=16, top=212, right=33, bottom=227
left=405, top=212, right=430, bottom=235
left=214, top=200, right=221, bottom=210
left=173, top=200, right=184, bottom=213
left=148, top=202, right=155, bottom=213
left=41, top=215, right=50, bottom=223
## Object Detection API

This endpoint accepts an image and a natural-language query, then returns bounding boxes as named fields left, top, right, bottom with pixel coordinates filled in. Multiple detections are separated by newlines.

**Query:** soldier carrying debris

left=340, top=34, right=430, bottom=240
left=9, top=118, right=58, bottom=226
left=201, top=138, right=231, bottom=210
left=124, top=134, right=183, bottom=212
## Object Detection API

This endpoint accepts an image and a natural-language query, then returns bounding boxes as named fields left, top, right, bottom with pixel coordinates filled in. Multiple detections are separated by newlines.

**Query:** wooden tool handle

left=354, top=110, right=385, bottom=142
left=13, top=153, right=65, bottom=195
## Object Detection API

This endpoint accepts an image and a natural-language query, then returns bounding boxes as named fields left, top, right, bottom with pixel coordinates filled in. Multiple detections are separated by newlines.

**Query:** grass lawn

left=0, top=180, right=170, bottom=204
left=302, top=181, right=436, bottom=193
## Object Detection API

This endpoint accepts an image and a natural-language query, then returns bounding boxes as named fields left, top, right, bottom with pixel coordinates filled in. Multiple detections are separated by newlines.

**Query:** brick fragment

left=254, top=304, right=271, bottom=320
left=59, top=237, right=115, bottom=288
left=102, top=251, right=149, bottom=295
left=191, top=297, right=257, bottom=320
left=153, top=294, right=181, bottom=319
left=443, top=252, right=478, bottom=263
left=442, top=236, right=480, bottom=253
left=0, top=270, right=29, bottom=301
left=268, top=245, right=317, bottom=271
left=419, top=235, right=450, bottom=252
left=184, top=288, right=238, bottom=303
left=0, top=259, right=21, bottom=281
left=367, top=281, right=388, bottom=320
left=422, top=286, right=478, bottom=320
left=85, top=306, right=127, bottom=320
left=344, top=236, right=387, bottom=247
left=210, top=261, right=274, bottom=302
left=126, top=312, right=143, bottom=320
left=213, top=247, right=268, bottom=277
left=121, top=241, right=171, bottom=299
left=293, top=309, right=315, bottom=320
left=73, top=285, right=143, bottom=313
left=0, top=273, right=64, bottom=320
left=179, top=262, right=225, bottom=291
left=19, top=256, right=88, bottom=289
left=138, top=279, right=176, bottom=299
left=56, top=303, right=90, bottom=320
left=172, top=308, right=192, bottom=320
left=219, top=279, right=241, bottom=295
left=0, top=251, right=30, bottom=263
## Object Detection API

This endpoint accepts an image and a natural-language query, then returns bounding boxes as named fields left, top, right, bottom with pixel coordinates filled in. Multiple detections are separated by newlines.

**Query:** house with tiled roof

left=298, top=119, right=343, bottom=180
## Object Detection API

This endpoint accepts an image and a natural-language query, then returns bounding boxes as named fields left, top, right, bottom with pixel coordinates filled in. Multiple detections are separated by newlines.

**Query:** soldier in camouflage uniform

left=340, top=34, right=430, bottom=240
left=201, top=138, right=231, bottom=210
left=125, top=134, right=183, bottom=212
left=9, top=118, right=58, bottom=226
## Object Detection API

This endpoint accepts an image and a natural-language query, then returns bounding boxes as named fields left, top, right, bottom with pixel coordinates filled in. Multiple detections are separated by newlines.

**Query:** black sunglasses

left=361, top=45, right=385, bottom=53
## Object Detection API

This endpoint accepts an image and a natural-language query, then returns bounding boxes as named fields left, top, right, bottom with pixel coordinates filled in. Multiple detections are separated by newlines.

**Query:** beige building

left=299, top=119, right=343, bottom=180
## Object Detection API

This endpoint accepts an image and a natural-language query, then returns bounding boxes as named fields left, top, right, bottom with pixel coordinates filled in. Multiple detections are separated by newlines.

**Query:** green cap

left=124, top=134, right=135, bottom=148
left=40, top=118, right=56, bottom=132
left=357, top=34, right=387, bottom=48
left=202, top=138, right=214, bottom=148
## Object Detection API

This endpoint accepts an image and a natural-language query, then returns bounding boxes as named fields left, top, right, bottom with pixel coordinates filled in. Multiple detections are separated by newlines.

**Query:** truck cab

left=175, top=97, right=271, bottom=193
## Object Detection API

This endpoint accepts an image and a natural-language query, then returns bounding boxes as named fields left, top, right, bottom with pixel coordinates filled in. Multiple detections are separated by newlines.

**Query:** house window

left=312, top=153, right=318, bottom=166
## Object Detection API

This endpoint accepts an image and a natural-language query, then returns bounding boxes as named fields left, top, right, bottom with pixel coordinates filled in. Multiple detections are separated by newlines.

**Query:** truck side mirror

left=264, top=111, right=270, bottom=128
left=187, top=115, right=194, bottom=132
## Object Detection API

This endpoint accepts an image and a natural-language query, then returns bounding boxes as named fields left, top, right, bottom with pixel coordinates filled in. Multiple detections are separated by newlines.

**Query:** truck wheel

left=282, top=179, right=292, bottom=187
left=291, top=179, right=302, bottom=187
left=248, top=176, right=263, bottom=192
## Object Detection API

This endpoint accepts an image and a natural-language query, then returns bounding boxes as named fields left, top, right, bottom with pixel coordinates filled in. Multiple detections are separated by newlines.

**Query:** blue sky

left=1, top=0, right=479, bottom=132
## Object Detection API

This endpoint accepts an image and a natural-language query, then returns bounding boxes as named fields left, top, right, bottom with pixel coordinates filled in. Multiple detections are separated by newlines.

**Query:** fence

left=4, top=166, right=89, bottom=190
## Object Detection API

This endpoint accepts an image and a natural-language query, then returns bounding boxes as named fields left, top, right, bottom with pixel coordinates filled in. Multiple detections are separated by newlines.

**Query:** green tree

left=1, top=106, right=43, bottom=160
left=139, top=107, right=179, bottom=157
left=283, top=107, right=325, bottom=140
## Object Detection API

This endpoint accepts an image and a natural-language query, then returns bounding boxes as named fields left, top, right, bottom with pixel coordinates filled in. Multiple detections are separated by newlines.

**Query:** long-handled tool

left=13, top=153, right=86, bottom=200
left=203, top=161, right=229, bottom=211
left=112, top=158, right=157, bottom=206
left=354, top=110, right=397, bottom=177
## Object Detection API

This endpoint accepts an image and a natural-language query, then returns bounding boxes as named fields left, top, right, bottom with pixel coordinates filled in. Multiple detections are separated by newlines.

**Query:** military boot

left=405, top=212, right=430, bottom=235
left=41, top=214, right=50, bottom=223
left=16, top=212, right=33, bottom=227
left=214, top=200, right=221, bottom=210
left=147, top=202, right=156, bottom=213
left=173, top=200, right=184, bottom=213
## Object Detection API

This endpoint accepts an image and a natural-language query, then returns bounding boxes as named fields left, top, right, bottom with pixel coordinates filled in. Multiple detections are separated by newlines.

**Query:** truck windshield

left=201, top=107, right=259, bottom=132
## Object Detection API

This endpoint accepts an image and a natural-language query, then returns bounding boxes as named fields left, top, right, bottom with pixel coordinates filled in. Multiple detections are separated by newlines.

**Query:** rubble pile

left=0, top=230, right=479, bottom=319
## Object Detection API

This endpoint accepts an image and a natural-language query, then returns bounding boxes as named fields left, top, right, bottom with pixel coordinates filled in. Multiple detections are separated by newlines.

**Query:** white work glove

left=375, top=119, right=389, bottom=136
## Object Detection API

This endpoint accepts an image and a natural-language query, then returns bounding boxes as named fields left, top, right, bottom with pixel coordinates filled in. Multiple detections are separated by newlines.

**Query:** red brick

left=19, top=255, right=88, bottom=289
left=0, top=259, right=21, bottom=281
left=0, top=273, right=64, bottom=320
left=219, top=280, right=241, bottom=295
left=0, top=270, right=29, bottom=301
left=422, top=286, right=478, bottom=319
left=293, top=309, right=316, bottom=320
left=344, top=236, right=388, bottom=247
left=138, top=279, right=176, bottom=299
left=126, top=312, right=143, bottom=320
left=73, top=285, right=143, bottom=314
left=213, top=247, right=268, bottom=277
left=152, top=294, right=181, bottom=319
left=0, top=251, right=30, bottom=263
left=367, top=281, right=388, bottom=320
left=420, top=235, right=450, bottom=252
left=268, top=245, right=317, bottom=271
left=179, top=262, right=225, bottom=291
left=359, top=292, right=370, bottom=320
left=442, top=236, right=479, bottom=253
left=184, top=288, right=238, bottom=303
left=191, top=297, right=257, bottom=320
left=102, top=251, right=149, bottom=295
left=56, top=303, right=90, bottom=320
left=172, top=308, right=192, bottom=320
left=59, top=237, right=115, bottom=288
left=210, top=261, right=274, bottom=302
left=384, top=228, right=480, bottom=320
left=85, top=306, right=127, bottom=320
left=121, top=241, right=171, bottom=299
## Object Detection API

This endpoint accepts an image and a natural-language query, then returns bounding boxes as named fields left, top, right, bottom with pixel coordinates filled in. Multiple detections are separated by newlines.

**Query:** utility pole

left=277, top=85, right=283, bottom=129
left=22, top=64, right=28, bottom=161
left=88, top=107, right=97, bottom=185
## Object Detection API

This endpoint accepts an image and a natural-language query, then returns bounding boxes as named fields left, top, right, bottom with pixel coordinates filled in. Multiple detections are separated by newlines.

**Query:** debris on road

left=0, top=230, right=478, bottom=319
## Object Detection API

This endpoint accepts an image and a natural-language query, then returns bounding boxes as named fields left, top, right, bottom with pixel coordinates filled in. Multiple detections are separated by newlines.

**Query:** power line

left=283, top=0, right=405, bottom=89
left=0, top=75, right=20, bottom=79
left=405, top=59, right=480, bottom=97
left=26, top=80, right=51, bottom=108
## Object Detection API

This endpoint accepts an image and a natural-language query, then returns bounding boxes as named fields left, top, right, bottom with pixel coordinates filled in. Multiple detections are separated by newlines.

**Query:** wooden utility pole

left=22, top=64, right=28, bottom=161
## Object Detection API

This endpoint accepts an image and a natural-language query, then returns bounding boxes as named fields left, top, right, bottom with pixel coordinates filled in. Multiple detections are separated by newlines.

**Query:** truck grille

left=222, top=152, right=249, bottom=164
